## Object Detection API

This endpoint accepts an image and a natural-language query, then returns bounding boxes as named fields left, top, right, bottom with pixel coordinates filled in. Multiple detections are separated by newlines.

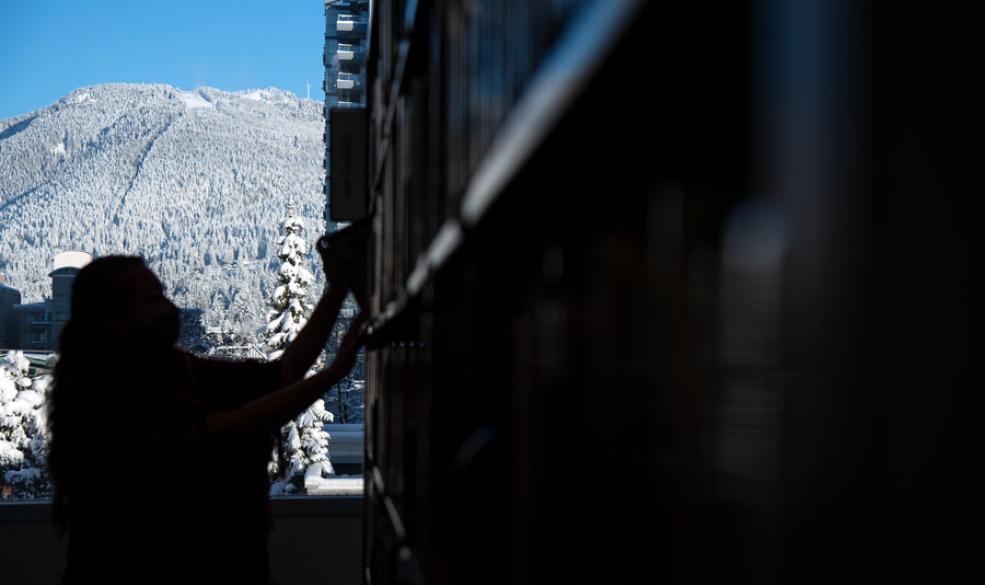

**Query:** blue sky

left=0, top=0, right=326, bottom=120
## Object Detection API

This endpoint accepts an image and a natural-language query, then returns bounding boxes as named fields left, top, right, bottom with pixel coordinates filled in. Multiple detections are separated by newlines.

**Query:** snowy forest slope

left=0, top=83, right=329, bottom=340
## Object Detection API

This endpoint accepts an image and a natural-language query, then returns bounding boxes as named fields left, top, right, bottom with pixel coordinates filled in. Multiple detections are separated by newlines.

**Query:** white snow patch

left=15, top=390, right=43, bottom=407
left=0, top=82, right=328, bottom=348
left=73, top=92, right=92, bottom=105
left=177, top=91, right=214, bottom=110
left=305, top=475, right=364, bottom=495
left=239, top=89, right=296, bottom=105
left=241, top=90, right=264, bottom=102
left=50, top=141, right=66, bottom=156
left=0, top=440, right=24, bottom=466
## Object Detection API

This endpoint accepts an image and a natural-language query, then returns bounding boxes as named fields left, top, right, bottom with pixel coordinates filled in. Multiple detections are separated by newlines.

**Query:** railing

left=337, top=43, right=363, bottom=61
left=337, top=74, right=360, bottom=90
left=331, top=379, right=364, bottom=424
left=324, top=423, right=364, bottom=466
left=336, top=14, right=368, bottom=34
left=209, top=344, right=267, bottom=360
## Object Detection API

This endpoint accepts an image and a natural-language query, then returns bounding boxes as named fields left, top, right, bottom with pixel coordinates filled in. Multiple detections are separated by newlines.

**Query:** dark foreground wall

left=0, top=497, right=362, bottom=585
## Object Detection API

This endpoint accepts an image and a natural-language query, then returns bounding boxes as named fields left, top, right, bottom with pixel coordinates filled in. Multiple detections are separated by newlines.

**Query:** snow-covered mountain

left=0, top=83, right=329, bottom=341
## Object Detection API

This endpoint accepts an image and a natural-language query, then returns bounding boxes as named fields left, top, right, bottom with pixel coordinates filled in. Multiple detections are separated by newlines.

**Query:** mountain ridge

left=0, top=82, right=330, bottom=341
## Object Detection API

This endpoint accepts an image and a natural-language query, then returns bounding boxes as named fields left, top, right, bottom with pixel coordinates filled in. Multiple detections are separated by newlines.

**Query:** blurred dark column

left=871, top=3, right=981, bottom=581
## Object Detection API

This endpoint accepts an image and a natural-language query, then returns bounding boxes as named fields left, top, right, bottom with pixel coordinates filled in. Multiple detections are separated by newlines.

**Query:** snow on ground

left=240, top=89, right=295, bottom=105
left=241, top=90, right=264, bottom=102
left=0, top=82, right=326, bottom=342
left=73, top=92, right=92, bottom=105
left=305, top=475, right=364, bottom=496
left=176, top=90, right=214, bottom=110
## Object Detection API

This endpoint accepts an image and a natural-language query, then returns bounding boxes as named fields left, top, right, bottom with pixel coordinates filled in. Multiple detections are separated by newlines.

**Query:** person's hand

left=317, top=236, right=347, bottom=287
left=333, top=309, right=370, bottom=374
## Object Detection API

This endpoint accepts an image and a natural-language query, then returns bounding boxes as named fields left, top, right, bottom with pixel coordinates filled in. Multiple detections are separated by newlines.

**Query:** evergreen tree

left=262, top=195, right=315, bottom=361
left=0, top=351, right=53, bottom=500
left=263, top=196, right=335, bottom=495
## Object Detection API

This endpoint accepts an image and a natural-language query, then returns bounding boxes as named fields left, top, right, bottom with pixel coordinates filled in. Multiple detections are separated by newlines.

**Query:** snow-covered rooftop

left=51, top=251, right=92, bottom=272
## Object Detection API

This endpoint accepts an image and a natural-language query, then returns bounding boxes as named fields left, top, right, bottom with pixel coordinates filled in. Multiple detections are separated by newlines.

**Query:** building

left=6, top=251, right=92, bottom=350
left=0, top=276, right=22, bottom=349
left=323, top=0, right=371, bottom=450
left=323, top=0, right=371, bottom=232
left=323, top=0, right=370, bottom=113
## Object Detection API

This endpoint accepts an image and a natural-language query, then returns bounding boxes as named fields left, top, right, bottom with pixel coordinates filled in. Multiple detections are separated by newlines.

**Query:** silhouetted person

left=47, top=251, right=367, bottom=585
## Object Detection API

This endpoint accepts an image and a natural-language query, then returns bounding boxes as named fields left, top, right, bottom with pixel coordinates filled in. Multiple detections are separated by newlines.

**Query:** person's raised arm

left=206, top=310, right=369, bottom=445
left=275, top=243, right=351, bottom=385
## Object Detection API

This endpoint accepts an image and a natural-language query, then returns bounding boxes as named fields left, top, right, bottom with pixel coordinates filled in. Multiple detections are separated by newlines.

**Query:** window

left=0, top=6, right=370, bottom=501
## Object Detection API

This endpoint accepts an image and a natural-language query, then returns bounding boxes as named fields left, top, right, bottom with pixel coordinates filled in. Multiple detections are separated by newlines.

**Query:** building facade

left=320, top=0, right=371, bottom=472
left=0, top=278, right=22, bottom=349
left=324, top=0, right=370, bottom=112
left=1, top=251, right=92, bottom=351
left=323, top=0, right=371, bottom=232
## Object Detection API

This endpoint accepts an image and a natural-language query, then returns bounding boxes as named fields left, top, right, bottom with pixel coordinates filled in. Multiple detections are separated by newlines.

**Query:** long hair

left=47, top=255, right=184, bottom=538
left=47, top=256, right=287, bottom=538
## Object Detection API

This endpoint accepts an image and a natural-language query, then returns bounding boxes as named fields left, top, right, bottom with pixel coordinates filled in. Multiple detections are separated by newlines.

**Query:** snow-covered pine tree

left=0, top=351, right=53, bottom=500
left=264, top=195, right=335, bottom=495
left=262, top=195, right=315, bottom=361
